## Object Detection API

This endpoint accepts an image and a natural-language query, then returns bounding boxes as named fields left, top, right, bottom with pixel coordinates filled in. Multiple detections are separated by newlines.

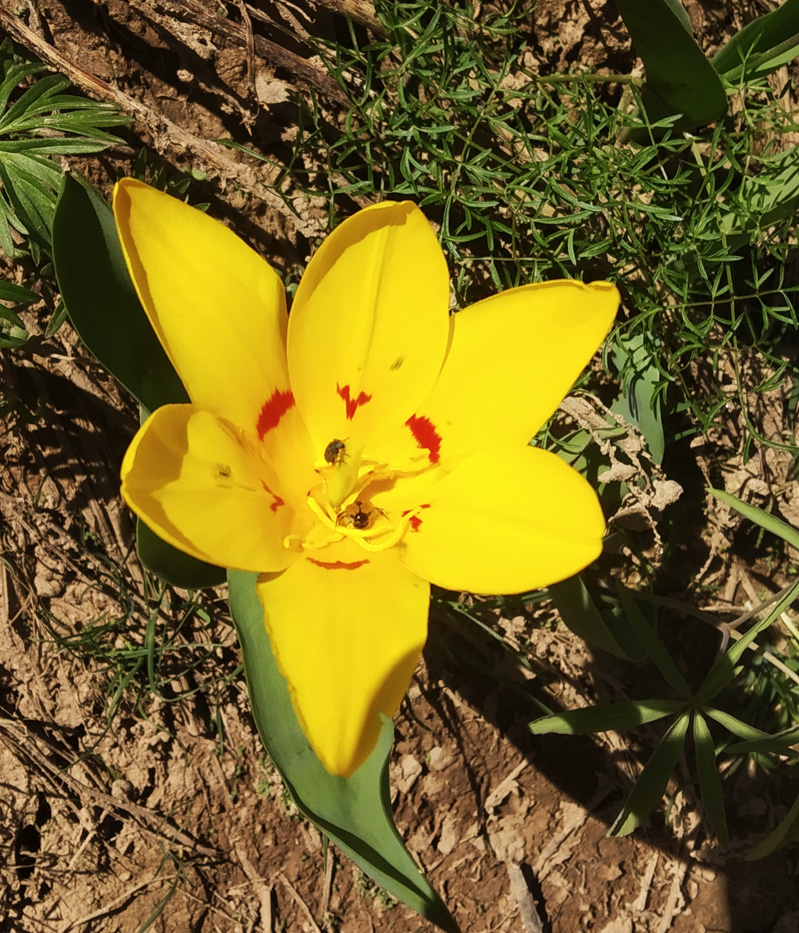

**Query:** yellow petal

left=376, top=280, right=618, bottom=467
left=122, top=405, right=300, bottom=573
left=113, top=179, right=294, bottom=441
left=257, top=540, right=429, bottom=776
left=392, top=445, right=605, bottom=594
left=287, top=201, right=451, bottom=460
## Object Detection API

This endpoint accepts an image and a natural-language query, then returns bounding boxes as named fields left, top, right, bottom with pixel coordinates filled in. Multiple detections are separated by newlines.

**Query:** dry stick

left=506, top=863, right=544, bottom=933
left=236, top=845, right=274, bottom=933
left=0, top=719, right=219, bottom=858
left=0, top=9, right=322, bottom=240
left=157, top=0, right=350, bottom=110
left=312, top=0, right=383, bottom=34
left=276, top=871, right=323, bottom=933
left=61, top=876, right=171, bottom=932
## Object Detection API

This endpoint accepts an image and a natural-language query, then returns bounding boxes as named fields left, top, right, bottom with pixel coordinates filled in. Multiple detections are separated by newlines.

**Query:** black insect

left=324, top=438, right=346, bottom=465
left=352, top=501, right=371, bottom=530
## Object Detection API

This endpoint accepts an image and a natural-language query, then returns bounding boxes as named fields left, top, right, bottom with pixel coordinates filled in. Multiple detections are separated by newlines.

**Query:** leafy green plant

left=0, top=38, right=127, bottom=343
left=531, top=490, right=799, bottom=852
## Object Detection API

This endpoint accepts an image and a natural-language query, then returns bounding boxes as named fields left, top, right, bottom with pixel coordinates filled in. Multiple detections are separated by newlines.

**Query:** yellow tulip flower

left=115, top=178, right=618, bottom=776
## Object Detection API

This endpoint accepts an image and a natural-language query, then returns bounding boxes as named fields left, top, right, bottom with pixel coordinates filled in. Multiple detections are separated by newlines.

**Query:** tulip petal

left=113, top=179, right=295, bottom=441
left=287, top=201, right=451, bottom=458
left=257, top=541, right=429, bottom=776
left=377, top=280, right=618, bottom=467
left=391, top=445, right=605, bottom=594
left=122, top=405, right=300, bottom=573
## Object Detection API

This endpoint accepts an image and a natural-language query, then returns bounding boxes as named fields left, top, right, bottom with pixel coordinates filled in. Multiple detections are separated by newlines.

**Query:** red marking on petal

left=308, top=558, right=370, bottom=571
left=337, top=383, right=372, bottom=420
left=403, top=503, right=430, bottom=533
left=406, top=415, right=442, bottom=464
left=261, top=481, right=285, bottom=513
left=257, top=389, right=295, bottom=440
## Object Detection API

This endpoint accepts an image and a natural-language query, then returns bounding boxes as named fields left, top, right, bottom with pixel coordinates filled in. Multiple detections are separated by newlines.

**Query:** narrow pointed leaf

left=228, top=570, right=458, bottom=933
left=709, top=488, right=799, bottom=551
left=705, top=708, right=770, bottom=744
left=693, top=712, right=729, bottom=846
left=616, top=583, right=692, bottom=698
left=695, top=579, right=799, bottom=704
left=747, top=789, right=799, bottom=860
left=726, top=723, right=799, bottom=755
left=615, top=0, right=727, bottom=130
left=529, top=699, right=685, bottom=735
left=713, top=0, right=799, bottom=82
left=609, top=713, right=690, bottom=837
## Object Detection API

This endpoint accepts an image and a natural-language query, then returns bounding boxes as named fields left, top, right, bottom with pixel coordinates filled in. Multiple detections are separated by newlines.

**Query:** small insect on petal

left=324, top=438, right=347, bottom=465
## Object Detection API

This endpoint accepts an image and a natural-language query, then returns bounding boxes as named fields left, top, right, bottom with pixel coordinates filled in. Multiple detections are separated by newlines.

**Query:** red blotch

left=403, top=503, right=431, bottom=533
left=261, top=481, right=285, bottom=513
left=337, top=383, right=372, bottom=420
left=257, top=389, right=295, bottom=439
left=308, top=558, right=370, bottom=571
left=406, top=415, right=442, bottom=464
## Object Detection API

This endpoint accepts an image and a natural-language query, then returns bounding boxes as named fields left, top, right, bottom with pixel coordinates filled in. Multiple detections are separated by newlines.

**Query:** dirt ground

left=2, top=1, right=799, bottom=931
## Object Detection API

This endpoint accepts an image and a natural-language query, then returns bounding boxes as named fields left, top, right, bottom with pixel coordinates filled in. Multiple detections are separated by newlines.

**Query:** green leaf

left=747, top=787, right=799, bottom=860
left=0, top=279, right=37, bottom=303
left=228, top=571, right=458, bottom=932
left=609, top=713, right=691, bottom=837
left=529, top=699, right=685, bottom=736
left=708, top=488, right=799, bottom=551
left=713, top=0, right=799, bottom=82
left=52, top=174, right=188, bottom=412
left=693, top=712, right=729, bottom=846
left=614, top=0, right=727, bottom=130
left=695, top=579, right=799, bottom=704
left=616, top=583, right=693, bottom=699
left=705, top=708, right=770, bottom=743
left=136, top=519, right=226, bottom=590
left=548, top=575, right=645, bottom=661
left=726, top=723, right=799, bottom=755
left=610, top=331, right=664, bottom=464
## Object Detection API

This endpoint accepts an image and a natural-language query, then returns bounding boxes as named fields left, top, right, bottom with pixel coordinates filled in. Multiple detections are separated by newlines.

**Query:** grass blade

left=693, top=712, right=729, bottom=846
left=529, top=699, right=685, bottom=735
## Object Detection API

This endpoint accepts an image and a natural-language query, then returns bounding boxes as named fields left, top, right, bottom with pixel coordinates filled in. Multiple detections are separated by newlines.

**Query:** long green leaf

left=609, top=713, right=691, bottom=836
left=747, top=788, right=799, bottom=860
left=52, top=173, right=187, bottom=412
left=708, top=488, right=799, bottom=550
left=529, top=699, right=685, bottom=735
left=228, top=570, right=457, bottom=932
left=53, top=174, right=225, bottom=590
left=548, top=575, right=644, bottom=661
left=692, top=712, right=729, bottom=846
left=616, top=583, right=693, bottom=698
left=726, top=723, right=799, bottom=755
left=615, top=0, right=727, bottom=130
left=695, top=579, right=799, bottom=704
left=705, top=708, right=769, bottom=743
left=713, top=0, right=799, bottom=82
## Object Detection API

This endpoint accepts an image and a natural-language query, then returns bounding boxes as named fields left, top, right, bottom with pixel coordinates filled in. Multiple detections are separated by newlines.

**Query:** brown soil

left=2, top=1, right=799, bottom=932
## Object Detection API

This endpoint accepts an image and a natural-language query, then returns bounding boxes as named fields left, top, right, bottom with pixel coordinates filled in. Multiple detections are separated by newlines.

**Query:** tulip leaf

left=608, top=712, right=690, bottom=837
left=136, top=519, right=226, bottom=589
left=614, top=0, right=727, bottom=130
left=692, top=712, right=729, bottom=846
left=712, top=0, right=799, bottom=83
left=228, top=570, right=458, bottom=933
left=529, top=699, right=685, bottom=736
left=53, top=174, right=229, bottom=590
left=548, top=575, right=645, bottom=661
left=52, top=173, right=188, bottom=412
left=746, top=788, right=799, bottom=860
